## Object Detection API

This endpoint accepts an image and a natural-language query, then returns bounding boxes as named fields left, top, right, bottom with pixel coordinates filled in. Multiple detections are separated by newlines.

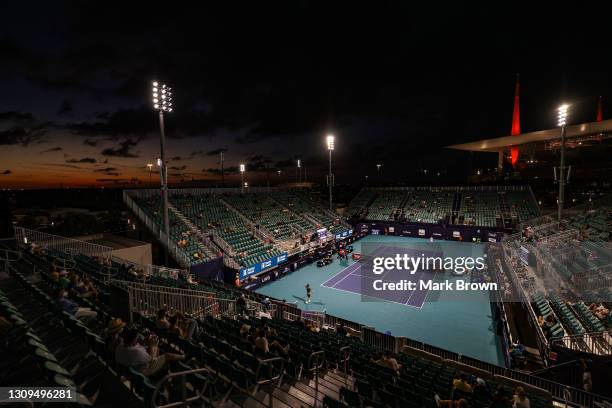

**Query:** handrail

left=550, top=332, right=612, bottom=356
left=151, top=367, right=213, bottom=408
left=339, top=346, right=350, bottom=388
left=255, top=356, right=286, bottom=408
left=0, top=248, right=22, bottom=272
left=255, top=356, right=286, bottom=385
left=531, top=359, right=578, bottom=377
left=307, top=351, right=326, bottom=408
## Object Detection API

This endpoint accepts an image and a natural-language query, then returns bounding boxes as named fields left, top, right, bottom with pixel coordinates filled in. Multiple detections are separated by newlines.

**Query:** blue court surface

left=321, top=244, right=440, bottom=308
left=255, top=235, right=505, bottom=366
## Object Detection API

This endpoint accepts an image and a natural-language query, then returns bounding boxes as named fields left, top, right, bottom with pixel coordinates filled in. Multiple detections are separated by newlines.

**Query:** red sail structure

left=510, top=74, right=521, bottom=166
left=597, top=95, right=603, bottom=122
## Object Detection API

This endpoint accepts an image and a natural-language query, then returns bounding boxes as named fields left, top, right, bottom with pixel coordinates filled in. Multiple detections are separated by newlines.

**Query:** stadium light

left=326, top=134, right=335, bottom=211
left=556, top=104, right=569, bottom=222
left=297, top=159, right=301, bottom=183
left=146, top=163, right=153, bottom=187
left=152, top=80, right=174, bottom=264
left=557, top=104, right=569, bottom=127
left=326, top=134, right=335, bottom=151
left=240, top=163, right=245, bottom=193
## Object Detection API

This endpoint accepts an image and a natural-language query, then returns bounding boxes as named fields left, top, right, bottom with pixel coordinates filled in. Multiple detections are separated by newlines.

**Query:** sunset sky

left=1, top=3, right=611, bottom=188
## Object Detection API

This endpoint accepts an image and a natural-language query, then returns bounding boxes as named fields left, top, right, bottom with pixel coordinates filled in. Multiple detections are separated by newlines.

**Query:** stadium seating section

left=127, top=190, right=351, bottom=269
left=1, top=246, right=557, bottom=408
left=349, top=187, right=539, bottom=228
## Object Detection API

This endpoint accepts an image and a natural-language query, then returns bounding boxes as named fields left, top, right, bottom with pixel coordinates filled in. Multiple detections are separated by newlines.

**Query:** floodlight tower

left=152, top=81, right=173, bottom=263
left=557, top=104, right=569, bottom=222
left=146, top=163, right=153, bottom=187
left=326, top=134, right=335, bottom=211
left=296, top=159, right=301, bottom=183
left=240, top=164, right=245, bottom=193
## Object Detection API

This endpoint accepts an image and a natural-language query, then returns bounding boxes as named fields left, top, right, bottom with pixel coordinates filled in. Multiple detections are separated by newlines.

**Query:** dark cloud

left=206, top=148, right=228, bottom=156
left=169, top=156, right=183, bottom=162
left=101, top=138, right=140, bottom=158
left=245, top=155, right=273, bottom=172
left=204, top=166, right=239, bottom=175
left=169, top=165, right=187, bottom=171
left=274, top=159, right=295, bottom=169
left=57, top=99, right=73, bottom=116
left=40, top=146, right=63, bottom=154
left=1, top=169, right=11, bottom=175
left=94, top=167, right=120, bottom=176
left=47, top=163, right=82, bottom=169
left=66, top=157, right=97, bottom=164
left=0, top=127, right=46, bottom=146
left=83, top=138, right=98, bottom=147
left=66, top=107, right=154, bottom=138
left=0, top=111, right=33, bottom=122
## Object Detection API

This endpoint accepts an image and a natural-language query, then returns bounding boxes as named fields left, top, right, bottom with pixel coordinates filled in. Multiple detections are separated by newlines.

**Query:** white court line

left=403, top=267, right=425, bottom=305
left=319, top=243, right=425, bottom=309
left=320, top=261, right=359, bottom=287
left=323, top=283, right=424, bottom=309
left=321, top=244, right=386, bottom=288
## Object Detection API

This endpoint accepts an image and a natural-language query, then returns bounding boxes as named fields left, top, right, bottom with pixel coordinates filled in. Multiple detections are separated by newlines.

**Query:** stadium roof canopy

left=446, top=119, right=612, bottom=152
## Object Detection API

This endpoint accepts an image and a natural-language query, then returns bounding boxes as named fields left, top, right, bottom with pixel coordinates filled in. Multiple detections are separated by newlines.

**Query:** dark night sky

left=1, top=2, right=610, bottom=188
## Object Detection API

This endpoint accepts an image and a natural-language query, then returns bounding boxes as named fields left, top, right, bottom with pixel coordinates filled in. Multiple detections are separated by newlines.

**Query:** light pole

left=240, top=164, right=245, bottom=193
left=220, top=151, right=225, bottom=187
left=557, top=104, right=569, bottom=222
left=146, top=163, right=153, bottom=187
left=296, top=159, right=301, bottom=184
left=152, top=81, right=173, bottom=264
left=326, top=134, right=335, bottom=211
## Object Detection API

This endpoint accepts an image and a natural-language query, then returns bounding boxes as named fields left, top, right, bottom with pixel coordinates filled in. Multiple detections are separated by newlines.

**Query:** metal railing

left=0, top=247, right=21, bottom=272
left=551, top=332, right=612, bottom=356
left=151, top=367, right=214, bottom=408
left=306, top=351, right=326, bottom=408
left=255, top=356, right=286, bottom=408
left=112, top=280, right=236, bottom=322
left=14, top=227, right=112, bottom=258
left=338, top=346, right=350, bottom=388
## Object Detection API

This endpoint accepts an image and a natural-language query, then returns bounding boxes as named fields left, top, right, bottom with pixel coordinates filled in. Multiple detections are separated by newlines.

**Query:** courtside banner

left=239, top=252, right=288, bottom=280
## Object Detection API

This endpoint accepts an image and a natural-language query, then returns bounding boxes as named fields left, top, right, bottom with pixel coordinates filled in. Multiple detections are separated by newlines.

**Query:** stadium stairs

left=168, top=202, right=217, bottom=260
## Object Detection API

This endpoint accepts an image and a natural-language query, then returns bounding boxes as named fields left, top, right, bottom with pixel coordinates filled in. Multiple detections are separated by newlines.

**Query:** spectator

left=104, top=317, right=125, bottom=356
left=512, top=387, right=530, bottom=408
left=51, top=271, right=70, bottom=289
left=155, top=309, right=170, bottom=330
left=115, top=328, right=184, bottom=377
left=54, top=288, right=97, bottom=320
left=581, top=359, right=593, bottom=392
left=168, top=314, right=186, bottom=338
left=434, top=394, right=468, bottom=408
left=490, top=385, right=511, bottom=408
left=254, top=329, right=270, bottom=354
left=236, top=294, right=247, bottom=316
left=379, top=351, right=401, bottom=374
left=452, top=374, right=473, bottom=393
left=81, top=277, right=98, bottom=299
